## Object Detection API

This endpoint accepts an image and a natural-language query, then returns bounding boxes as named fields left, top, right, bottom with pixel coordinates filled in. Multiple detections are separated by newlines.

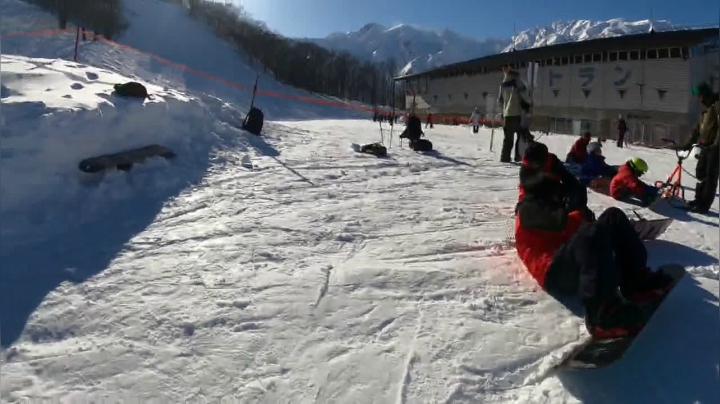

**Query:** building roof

left=394, top=27, right=719, bottom=81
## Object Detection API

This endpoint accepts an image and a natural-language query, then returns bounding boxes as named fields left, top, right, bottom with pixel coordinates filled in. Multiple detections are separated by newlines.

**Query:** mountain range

left=306, top=19, right=682, bottom=76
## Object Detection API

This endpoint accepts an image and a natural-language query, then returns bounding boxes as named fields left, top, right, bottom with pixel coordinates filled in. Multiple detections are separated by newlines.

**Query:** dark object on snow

left=400, top=115, right=423, bottom=142
left=629, top=217, right=673, bottom=241
left=243, top=107, right=264, bottom=136
left=359, top=142, right=387, bottom=157
left=113, top=82, right=149, bottom=98
left=79, top=145, right=176, bottom=173
left=411, top=138, right=433, bottom=152
left=556, top=263, right=686, bottom=370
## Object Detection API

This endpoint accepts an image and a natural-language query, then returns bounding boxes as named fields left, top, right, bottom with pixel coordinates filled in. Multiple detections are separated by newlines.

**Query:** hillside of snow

left=2, top=0, right=718, bottom=402
left=1, top=0, right=369, bottom=120
left=308, top=19, right=680, bottom=76
left=2, top=54, right=718, bottom=399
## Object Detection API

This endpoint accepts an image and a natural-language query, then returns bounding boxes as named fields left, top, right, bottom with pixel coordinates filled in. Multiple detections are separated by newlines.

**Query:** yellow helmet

left=628, top=157, right=649, bottom=174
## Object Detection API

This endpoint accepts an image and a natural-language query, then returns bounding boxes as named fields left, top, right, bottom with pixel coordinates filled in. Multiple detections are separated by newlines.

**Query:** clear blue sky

left=238, top=0, right=719, bottom=39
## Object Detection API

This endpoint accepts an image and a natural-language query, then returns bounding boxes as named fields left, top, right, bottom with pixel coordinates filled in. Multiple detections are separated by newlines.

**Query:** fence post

left=73, top=26, right=80, bottom=62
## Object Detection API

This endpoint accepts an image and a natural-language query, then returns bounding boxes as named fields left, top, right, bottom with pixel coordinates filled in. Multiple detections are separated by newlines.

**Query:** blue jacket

left=579, top=154, right=618, bottom=185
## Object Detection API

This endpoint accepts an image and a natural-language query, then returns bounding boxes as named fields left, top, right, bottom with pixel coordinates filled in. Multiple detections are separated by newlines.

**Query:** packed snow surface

left=1, top=55, right=718, bottom=401
left=1, top=0, right=718, bottom=402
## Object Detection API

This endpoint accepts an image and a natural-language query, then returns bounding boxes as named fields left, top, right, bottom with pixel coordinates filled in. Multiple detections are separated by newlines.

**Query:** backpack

left=360, top=142, right=387, bottom=157
left=243, top=107, right=264, bottom=136
left=412, top=138, right=433, bottom=152
left=113, top=82, right=149, bottom=98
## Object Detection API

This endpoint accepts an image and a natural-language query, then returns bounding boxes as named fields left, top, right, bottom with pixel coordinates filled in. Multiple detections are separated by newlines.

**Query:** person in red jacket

left=609, top=157, right=660, bottom=206
left=516, top=142, right=672, bottom=338
left=565, top=132, right=592, bottom=164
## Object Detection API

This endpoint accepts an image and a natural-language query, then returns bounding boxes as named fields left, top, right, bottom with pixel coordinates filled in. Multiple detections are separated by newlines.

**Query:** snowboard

left=78, top=145, right=176, bottom=173
left=556, top=263, right=687, bottom=370
left=628, top=217, right=674, bottom=241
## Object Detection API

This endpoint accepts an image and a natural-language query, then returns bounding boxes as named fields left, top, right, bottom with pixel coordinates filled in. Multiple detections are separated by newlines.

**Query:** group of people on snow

left=514, top=80, right=718, bottom=338
left=565, top=132, right=660, bottom=207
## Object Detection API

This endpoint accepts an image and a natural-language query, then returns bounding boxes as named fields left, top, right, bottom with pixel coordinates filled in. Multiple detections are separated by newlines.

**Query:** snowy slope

left=1, top=0, right=368, bottom=120
left=2, top=60, right=718, bottom=401
left=309, top=19, right=680, bottom=75
left=1, top=1, right=718, bottom=402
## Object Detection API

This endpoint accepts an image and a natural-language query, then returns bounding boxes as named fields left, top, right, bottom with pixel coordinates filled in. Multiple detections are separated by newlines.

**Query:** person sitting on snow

left=579, top=141, right=618, bottom=187
left=400, top=114, right=424, bottom=144
left=517, top=142, right=592, bottom=220
left=610, top=157, right=660, bottom=207
left=515, top=142, right=674, bottom=338
left=565, top=132, right=592, bottom=164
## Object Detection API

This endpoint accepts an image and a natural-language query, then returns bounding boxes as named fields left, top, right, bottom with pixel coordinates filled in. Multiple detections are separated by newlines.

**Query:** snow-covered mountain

left=308, top=19, right=681, bottom=76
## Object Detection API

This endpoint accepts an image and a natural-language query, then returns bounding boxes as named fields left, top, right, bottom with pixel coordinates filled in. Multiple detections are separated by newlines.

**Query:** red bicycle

left=654, top=139, right=702, bottom=205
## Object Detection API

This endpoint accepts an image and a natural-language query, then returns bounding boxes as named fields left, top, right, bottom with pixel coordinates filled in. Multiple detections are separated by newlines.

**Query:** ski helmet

left=586, top=141, right=603, bottom=155
left=628, top=157, right=648, bottom=175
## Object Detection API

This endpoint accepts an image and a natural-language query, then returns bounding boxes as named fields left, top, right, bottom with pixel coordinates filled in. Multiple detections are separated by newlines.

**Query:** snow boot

left=584, top=293, right=646, bottom=339
left=622, top=267, right=675, bottom=303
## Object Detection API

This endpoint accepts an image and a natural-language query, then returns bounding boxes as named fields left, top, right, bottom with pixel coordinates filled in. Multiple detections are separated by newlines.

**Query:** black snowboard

left=629, top=217, right=674, bottom=240
left=79, top=144, right=176, bottom=173
left=556, top=263, right=687, bottom=370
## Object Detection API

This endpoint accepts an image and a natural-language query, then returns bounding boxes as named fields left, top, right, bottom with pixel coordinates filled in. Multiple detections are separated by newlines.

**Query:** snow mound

left=1, top=0, right=368, bottom=120
left=0, top=54, right=244, bottom=243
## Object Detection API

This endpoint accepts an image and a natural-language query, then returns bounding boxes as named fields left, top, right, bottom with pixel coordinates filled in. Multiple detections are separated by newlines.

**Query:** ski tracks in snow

left=1, top=121, right=584, bottom=402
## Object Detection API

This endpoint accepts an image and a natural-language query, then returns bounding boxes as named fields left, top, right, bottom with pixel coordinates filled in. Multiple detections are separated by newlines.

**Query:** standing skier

left=470, top=107, right=481, bottom=133
left=617, top=114, right=628, bottom=148
left=515, top=142, right=673, bottom=337
left=675, top=82, right=719, bottom=213
left=425, top=113, right=434, bottom=129
left=497, top=66, right=531, bottom=162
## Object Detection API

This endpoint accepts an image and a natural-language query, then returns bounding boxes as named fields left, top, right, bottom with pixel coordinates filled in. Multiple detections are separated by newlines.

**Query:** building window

left=629, top=50, right=639, bottom=60
left=658, top=48, right=669, bottom=59
left=647, top=49, right=658, bottom=59
left=583, top=54, right=592, bottom=63
left=669, top=48, right=681, bottom=58
left=573, top=55, right=583, bottom=64
left=592, top=53, right=602, bottom=62
left=560, top=56, right=569, bottom=65
left=618, top=51, right=628, bottom=61
left=609, top=52, right=618, bottom=62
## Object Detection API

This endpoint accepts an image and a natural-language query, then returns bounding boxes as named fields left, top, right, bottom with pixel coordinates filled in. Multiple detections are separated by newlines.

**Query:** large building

left=394, top=28, right=719, bottom=145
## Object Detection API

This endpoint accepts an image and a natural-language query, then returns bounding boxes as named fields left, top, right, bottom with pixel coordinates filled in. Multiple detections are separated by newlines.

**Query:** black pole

left=243, top=75, right=259, bottom=128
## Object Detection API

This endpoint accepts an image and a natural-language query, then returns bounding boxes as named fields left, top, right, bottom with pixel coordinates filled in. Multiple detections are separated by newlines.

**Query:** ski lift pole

left=243, top=75, right=259, bottom=128
left=378, top=107, right=385, bottom=146
left=73, top=26, right=81, bottom=62
left=489, top=112, right=502, bottom=152
left=389, top=80, right=396, bottom=148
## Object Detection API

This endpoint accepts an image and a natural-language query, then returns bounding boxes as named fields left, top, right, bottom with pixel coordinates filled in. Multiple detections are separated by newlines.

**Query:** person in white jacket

left=470, top=107, right=481, bottom=133
left=497, top=66, right=531, bottom=162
